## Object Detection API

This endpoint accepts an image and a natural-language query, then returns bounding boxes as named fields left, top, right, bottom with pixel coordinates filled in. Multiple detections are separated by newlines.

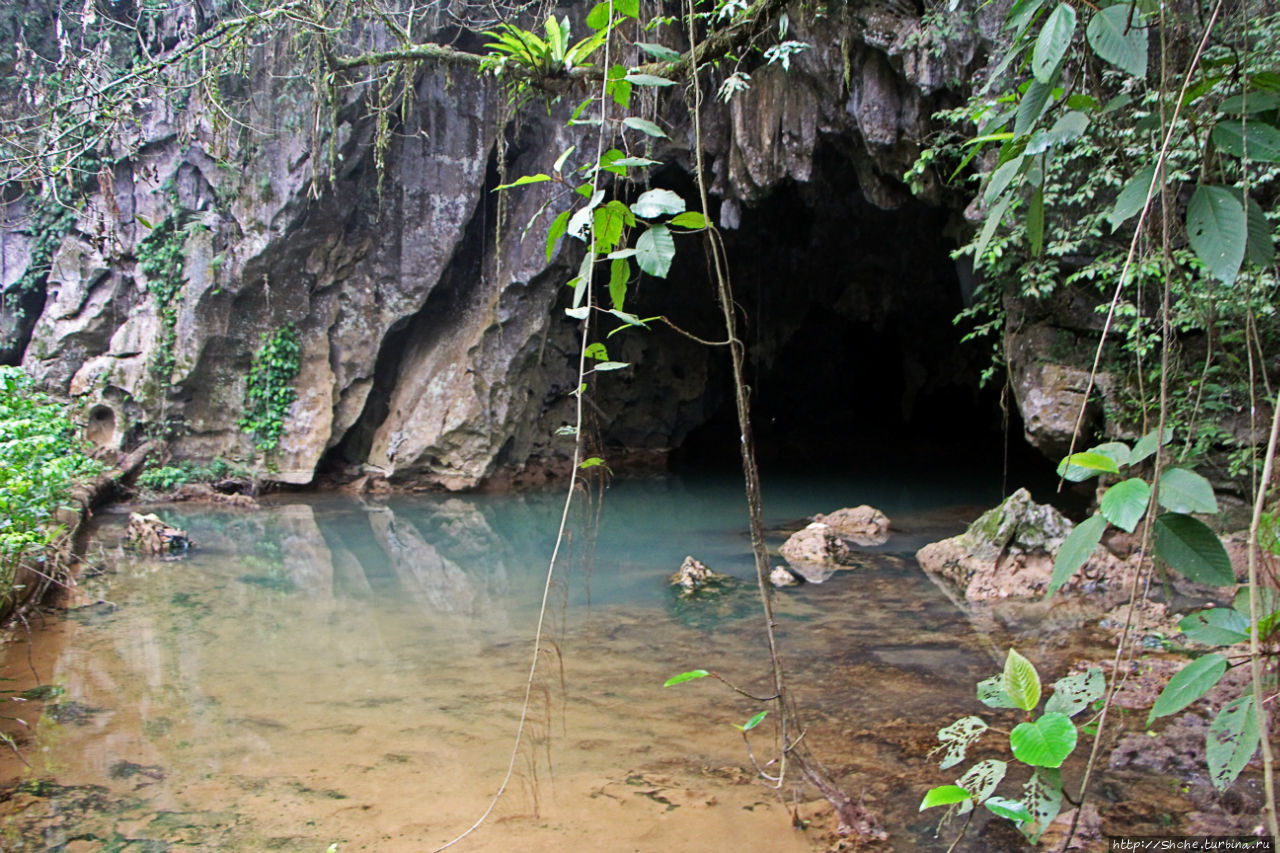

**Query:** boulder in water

left=779, top=523, right=854, bottom=583
left=813, top=505, right=890, bottom=546
left=124, top=512, right=192, bottom=556
left=669, top=556, right=729, bottom=595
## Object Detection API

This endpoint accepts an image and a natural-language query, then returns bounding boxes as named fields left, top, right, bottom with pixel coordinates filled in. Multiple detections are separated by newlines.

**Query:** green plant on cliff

left=0, top=366, right=102, bottom=616
left=238, top=323, right=300, bottom=453
left=137, top=215, right=189, bottom=388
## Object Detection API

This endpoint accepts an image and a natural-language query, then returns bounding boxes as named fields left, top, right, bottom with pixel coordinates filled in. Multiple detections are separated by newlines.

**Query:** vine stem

left=427, top=3, right=615, bottom=848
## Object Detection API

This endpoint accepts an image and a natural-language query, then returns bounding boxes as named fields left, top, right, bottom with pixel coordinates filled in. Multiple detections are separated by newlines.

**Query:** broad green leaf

left=956, top=759, right=1006, bottom=812
left=631, top=189, right=686, bottom=219
left=983, top=155, right=1024, bottom=204
left=1179, top=608, right=1250, bottom=646
left=1130, top=427, right=1173, bottom=464
left=1015, top=78, right=1055, bottom=136
left=977, top=675, right=1017, bottom=708
left=625, top=73, right=676, bottom=87
left=635, top=225, right=675, bottom=278
left=1152, top=513, right=1235, bottom=586
left=1221, top=91, right=1280, bottom=114
left=1212, top=119, right=1280, bottom=163
left=636, top=42, right=682, bottom=61
left=739, top=710, right=768, bottom=732
left=1004, top=648, right=1042, bottom=712
left=1107, top=164, right=1160, bottom=232
left=1057, top=451, right=1120, bottom=481
left=593, top=202, right=628, bottom=252
left=585, top=2, right=612, bottom=31
left=494, top=173, right=551, bottom=190
left=933, top=715, right=989, bottom=770
left=592, top=361, right=630, bottom=372
left=984, top=796, right=1033, bottom=823
left=584, top=342, right=608, bottom=361
left=606, top=309, right=650, bottom=328
left=597, top=148, right=629, bottom=176
left=1235, top=587, right=1280, bottom=640
left=614, top=0, right=639, bottom=18
left=622, top=117, right=668, bottom=138
left=1246, top=197, right=1275, bottom=267
left=1101, top=478, right=1150, bottom=533
left=920, top=784, right=971, bottom=810
left=570, top=251, right=592, bottom=309
left=1049, top=110, right=1089, bottom=144
left=612, top=156, right=662, bottom=168
left=544, top=16, right=566, bottom=64
left=973, top=194, right=1012, bottom=269
left=1048, top=514, right=1106, bottom=596
left=1086, top=4, right=1147, bottom=78
left=609, top=258, right=629, bottom=309
left=1006, top=0, right=1048, bottom=37
left=1010, top=713, right=1077, bottom=767
left=564, top=306, right=590, bottom=320
left=663, top=669, right=710, bottom=686
left=1157, top=468, right=1218, bottom=515
left=1046, top=668, right=1105, bottom=717
left=579, top=456, right=606, bottom=469
left=1208, top=695, right=1259, bottom=791
left=135, top=214, right=154, bottom=230
left=1021, top=768, right=1063, bottom=843
left=1187, top=184, right=1247, bottom=285
left=1032, top=4, right=1075, bottom=84
left=1090, top=441, right=1132, bottom=468
left=669, top=211, right=707, bottom=229
left=1027, top=187, right=1045, bottom=257
left=546, top=210, right=571, bottom=262
left=1148, top=653, right=1227, bottom=724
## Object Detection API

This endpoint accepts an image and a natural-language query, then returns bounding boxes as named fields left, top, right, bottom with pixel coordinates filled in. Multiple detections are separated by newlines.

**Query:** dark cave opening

left=640, top=146, right=1052, bottom=489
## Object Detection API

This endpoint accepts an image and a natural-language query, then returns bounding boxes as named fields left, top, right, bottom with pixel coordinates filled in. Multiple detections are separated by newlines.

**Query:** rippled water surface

left=1, top=472, right=1074, bottom=851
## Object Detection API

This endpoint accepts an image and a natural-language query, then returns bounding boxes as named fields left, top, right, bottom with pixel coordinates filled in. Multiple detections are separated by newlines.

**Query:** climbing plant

left=238, top=323, right=300, bottom=453
left=137, top=215, right=190, bottom=388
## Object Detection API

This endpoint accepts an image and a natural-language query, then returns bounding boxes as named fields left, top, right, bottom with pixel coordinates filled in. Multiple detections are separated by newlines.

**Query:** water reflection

left=1, top=474, right=1032, bottom=851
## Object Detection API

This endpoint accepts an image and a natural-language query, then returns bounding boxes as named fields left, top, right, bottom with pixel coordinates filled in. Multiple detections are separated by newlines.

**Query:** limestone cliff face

left=4, top=2, right=1020, bottom=489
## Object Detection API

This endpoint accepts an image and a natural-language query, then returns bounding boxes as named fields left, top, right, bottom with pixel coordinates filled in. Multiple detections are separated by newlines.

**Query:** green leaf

left=984, top=157, right=1023, bottom=207
left=1148, top=653, right=1228, bottom=724
left=1027, top=187, right=1045, bottom=257
left=973, top=194, right=1013, bottom=270
left=592, top=361, right=630, bottom=372
left=598, top=148, right=629, bottom=176
left=663, top=669, right=710, bottom=687
left=1015, top=78, right=1055, bottom=136
left=135, top=214, right=154, bottom=230
left=1005, top=0, right=1047, bottom=37
left=609, top=258, right=630, bottom=309
left=1179, top=608, right=1250, bottom=646
left=585, top=2, right=612, bottom=30
left=933, top=715, right=989, bottom=770
left=622, top=117, right=668, bottom=138
left=631, top=189, right=686, bottom=219
left=741, top=710, right=768, bottom=731
left=612, top=156, right=662, bottom=168
left=625, top=73, right=677, bottom=87
left=920, top=784, right=971, bottom=810
left=1004, top=648, right=1042, bottom=713
left=1010, top=713, right=1077, bottom=767
left=553, top=146, right=576, bottom=174
left=546, top=210, right=571, bottom=262
left=1048, top=514, right=1106, bottom=597
left=635, top=225, right=675, bottom=278
left=1090, top=441, right=1131, bottom=468
left=564, top=306, right=590, bottom=320
left=1086, top=4, right=1147, bottom=78
left=1157, top=468, right=1219, bottom=515
left=1246, top=197, right=1275, bottom=267
left=669, top=211, right=707, bottom=229
left=1057, top=451, right=1120, bottom=481
left=977, top=675, right=1017, bottom=709
left=1152, top=513, right=1235, bottom=586
left=614, top=0, right=639, bottom=18
left=1212, top=119, right=1280, bottom=163
left=1187, top=184, right=1247, bottom=285
left=636, top=42, right=682, bottom=61
left=1032, top=4, right=1075, bottom=84
left=606, top=309, right=650, bottom=328
left=579, top=456, right=606, bottom=469
left=1130, top=427, right=1173, bottom=464
left=1108, top=164, right=1160, bottom=232
left=1046, top=668, right=1105, bottom=717
left=593, top=202, right=628, bottom=252
left=1221, top=91, right=1280, bottom=114
left=984, top=796, right=1033, bottom=823
left=1208, top=695, right=1259, bottom=791
left=494, top=173, right=551, bottom=190
left=584, top=342, right=609, bottom=361
left=955, top=759, right=1006, bottom=812
left=1100, top=477, right=1151, bottom=533
left=1234, top=586, right=1280, bottom=638
left=1021, top=768, right=1063, bottom=843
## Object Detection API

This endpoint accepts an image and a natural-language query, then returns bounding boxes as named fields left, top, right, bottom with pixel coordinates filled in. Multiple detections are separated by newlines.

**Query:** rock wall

left=2, top=1, right=1036, bottom=489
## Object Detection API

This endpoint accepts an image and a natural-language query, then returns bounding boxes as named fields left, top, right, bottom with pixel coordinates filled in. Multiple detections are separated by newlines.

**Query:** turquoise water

left=0, top=472, right=1045, bottom=852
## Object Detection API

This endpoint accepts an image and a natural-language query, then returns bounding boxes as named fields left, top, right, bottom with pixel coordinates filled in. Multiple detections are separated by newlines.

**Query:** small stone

left=669, top=556, right=726, bottom=594
left=770, top=565, right=799, bottom=587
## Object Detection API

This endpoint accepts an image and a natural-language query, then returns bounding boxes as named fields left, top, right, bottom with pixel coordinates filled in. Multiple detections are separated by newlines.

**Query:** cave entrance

left=643, top=149, right=1046, bottom=486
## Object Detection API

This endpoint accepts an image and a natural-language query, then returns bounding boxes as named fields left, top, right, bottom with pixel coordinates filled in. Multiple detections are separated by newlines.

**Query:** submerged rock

left=669, top=556, right=730, bottom=595
left=813, top=505, right=891, bottom=546
left=770, top=565, right=800, bottom=587
left=915, top=488, right=1122, bottom=600
left=124, top=512, right=191, bottom=556
left=780, top=522, right=852, bottom=576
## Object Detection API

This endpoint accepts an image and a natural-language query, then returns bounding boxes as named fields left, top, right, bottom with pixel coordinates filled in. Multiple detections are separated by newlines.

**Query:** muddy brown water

left=0, top=475, right=1219, bottom=851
